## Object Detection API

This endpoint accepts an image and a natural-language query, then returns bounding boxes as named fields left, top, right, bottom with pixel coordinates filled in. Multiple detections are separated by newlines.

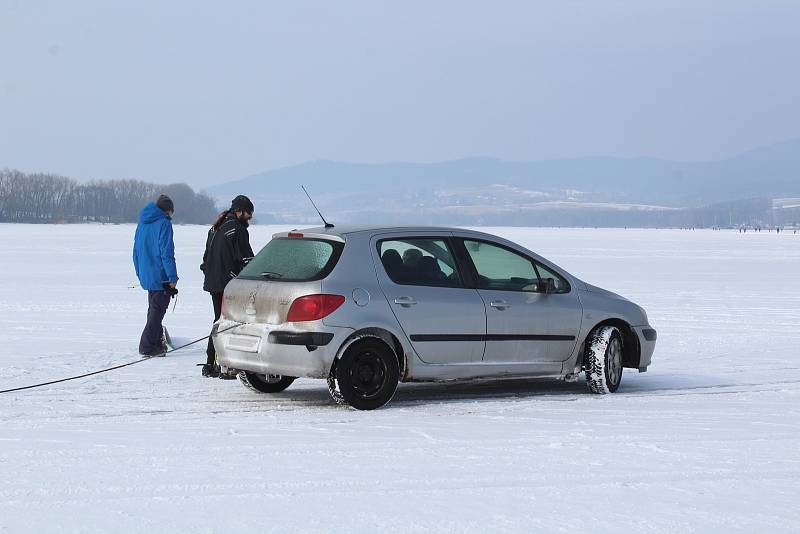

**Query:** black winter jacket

left=200, top=215, right=255, bottom=293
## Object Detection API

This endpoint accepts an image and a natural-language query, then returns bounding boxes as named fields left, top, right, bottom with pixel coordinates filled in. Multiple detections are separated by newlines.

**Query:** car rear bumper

left=633, top=325, right=657, bottom=370
left=213, top=319, right=354, bottom=378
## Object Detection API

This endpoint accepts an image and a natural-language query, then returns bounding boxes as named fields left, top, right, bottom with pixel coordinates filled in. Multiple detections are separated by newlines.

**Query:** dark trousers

left=139, top=290, right=171, bottom=354
left=206, top=292, right=223, bottom=365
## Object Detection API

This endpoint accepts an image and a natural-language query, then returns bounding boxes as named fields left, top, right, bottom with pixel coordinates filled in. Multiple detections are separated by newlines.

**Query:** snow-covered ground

left=1, top=224, right=798, bottom=533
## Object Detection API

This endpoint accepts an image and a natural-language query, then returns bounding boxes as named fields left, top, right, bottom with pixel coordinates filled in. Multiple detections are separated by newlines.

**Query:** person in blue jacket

left=133, top=195, right=179, bottom=356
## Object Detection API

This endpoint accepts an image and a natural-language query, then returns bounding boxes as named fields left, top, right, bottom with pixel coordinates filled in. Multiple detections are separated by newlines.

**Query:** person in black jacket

left=200, top=195, right=255, bottom=377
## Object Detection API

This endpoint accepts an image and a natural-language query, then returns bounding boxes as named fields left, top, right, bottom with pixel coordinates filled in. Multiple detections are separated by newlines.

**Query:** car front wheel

left=333, top=338, right=399, bottom=410
left=584, top=326, right=623, bottom=394
left=238, top=371, right=296, bottom=393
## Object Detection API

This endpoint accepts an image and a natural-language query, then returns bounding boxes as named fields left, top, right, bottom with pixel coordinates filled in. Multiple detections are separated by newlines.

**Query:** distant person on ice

left=132, top=195, right=178, bottom=357
left=200, top=195, right=255, bottom=377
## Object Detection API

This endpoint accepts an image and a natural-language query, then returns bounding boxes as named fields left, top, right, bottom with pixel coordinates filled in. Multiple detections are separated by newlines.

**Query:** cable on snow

left=0, top=323, right=242, bottom=394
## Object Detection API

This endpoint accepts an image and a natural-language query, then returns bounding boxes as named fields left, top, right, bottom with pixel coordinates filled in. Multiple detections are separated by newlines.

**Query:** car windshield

left=238, top=238, right=342, bottom=282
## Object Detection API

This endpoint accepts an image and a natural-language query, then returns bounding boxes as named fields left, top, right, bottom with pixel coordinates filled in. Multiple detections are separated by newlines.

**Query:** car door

left=530, top=260, right=583, bottom=361
left=372, top=233, right=486, bottom=364
left=455, top=237, right=581, bottom=363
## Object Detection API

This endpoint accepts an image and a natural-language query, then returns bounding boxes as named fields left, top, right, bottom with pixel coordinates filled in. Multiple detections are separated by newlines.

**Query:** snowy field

left=1, top=223, right=799, bottom=533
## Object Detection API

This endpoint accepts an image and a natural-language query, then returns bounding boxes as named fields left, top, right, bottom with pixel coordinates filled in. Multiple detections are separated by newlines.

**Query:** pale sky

left=1, top=0, right=798, bottom=188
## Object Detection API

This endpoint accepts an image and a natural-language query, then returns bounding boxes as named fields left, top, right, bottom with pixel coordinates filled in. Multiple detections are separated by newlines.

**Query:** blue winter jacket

left=133, top=202, right=179, bottom=290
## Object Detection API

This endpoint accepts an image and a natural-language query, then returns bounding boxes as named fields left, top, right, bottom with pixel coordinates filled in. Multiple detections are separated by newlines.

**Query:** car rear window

left=238, top=238, right=343, bottom=282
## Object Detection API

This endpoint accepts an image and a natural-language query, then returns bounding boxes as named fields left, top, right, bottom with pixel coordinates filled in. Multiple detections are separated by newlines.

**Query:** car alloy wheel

left=606, top=336, right=623, bottom=388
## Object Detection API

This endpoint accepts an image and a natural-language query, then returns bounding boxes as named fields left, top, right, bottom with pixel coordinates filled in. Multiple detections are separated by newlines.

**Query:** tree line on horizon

left=0, top=169, right=218, bottom=224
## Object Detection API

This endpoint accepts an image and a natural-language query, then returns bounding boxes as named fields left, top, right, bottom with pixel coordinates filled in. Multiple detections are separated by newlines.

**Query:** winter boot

left=202, top=364, right=220, bottom=378
left=161, top=327, right=173, bottom=352
left=218, top=368, right=237, bottom=380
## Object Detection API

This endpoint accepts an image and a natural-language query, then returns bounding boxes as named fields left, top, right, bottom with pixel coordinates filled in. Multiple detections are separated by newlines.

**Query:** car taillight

left=287, top=294, right=345, bottom=322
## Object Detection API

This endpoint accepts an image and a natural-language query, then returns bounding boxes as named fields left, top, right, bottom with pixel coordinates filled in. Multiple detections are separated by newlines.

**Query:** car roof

left=286, top=224, right=492, bottom=238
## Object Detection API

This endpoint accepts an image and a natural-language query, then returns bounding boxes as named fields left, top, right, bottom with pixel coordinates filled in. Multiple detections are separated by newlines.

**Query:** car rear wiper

left=259, top=271, right=283, bottom=279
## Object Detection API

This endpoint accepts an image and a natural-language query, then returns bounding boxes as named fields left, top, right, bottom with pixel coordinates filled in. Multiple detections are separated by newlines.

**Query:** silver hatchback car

left=214, top=225, right=656, bottom=410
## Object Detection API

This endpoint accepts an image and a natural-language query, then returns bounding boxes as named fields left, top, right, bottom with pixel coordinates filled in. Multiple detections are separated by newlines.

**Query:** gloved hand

left=162, top=283, right=179, bottom=297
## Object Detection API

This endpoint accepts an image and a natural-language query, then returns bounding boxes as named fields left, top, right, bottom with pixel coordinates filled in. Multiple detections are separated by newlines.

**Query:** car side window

left=533, top=262, right=570, bottom=293
left=462, top=239, right=539, bottom=292
left=378, top=238, right=462, bottom=288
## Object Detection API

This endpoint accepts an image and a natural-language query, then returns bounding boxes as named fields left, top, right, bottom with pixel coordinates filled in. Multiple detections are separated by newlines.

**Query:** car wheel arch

left=582, top=318, right=641, bottom=369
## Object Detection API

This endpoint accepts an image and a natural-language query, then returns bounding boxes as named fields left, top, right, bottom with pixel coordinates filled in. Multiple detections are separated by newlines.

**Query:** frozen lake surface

left=1, top=224, right=798, bottom=533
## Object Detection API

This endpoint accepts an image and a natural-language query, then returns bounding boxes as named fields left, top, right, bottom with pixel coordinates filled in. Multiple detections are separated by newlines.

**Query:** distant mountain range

left=207, top=138, right=800, bottom=227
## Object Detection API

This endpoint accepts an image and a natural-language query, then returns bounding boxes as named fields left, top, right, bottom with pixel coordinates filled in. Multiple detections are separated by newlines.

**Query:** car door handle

left=393, top=296, right=418, bottom=307
left=490, top=300, right=511, bottom=310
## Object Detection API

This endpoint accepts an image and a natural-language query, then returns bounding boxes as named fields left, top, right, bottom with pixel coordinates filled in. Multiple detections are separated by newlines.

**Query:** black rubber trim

left=268, top=332, right=334, bottom=346
left=411, top=334, right=484, bottom=342
left=410, top=334, right=575, bottom=342
left=487, top=334, right=575, bottom=341
left=642, top=328, right=657, bottom=341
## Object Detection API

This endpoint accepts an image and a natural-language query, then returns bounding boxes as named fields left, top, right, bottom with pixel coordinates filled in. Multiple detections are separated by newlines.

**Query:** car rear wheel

left=584, top=326, right=623, bottom=394
left=333, top=338, right=399, bottom=410
left=326, top=359, right=347, bottom=405
left=238, top=371, right=296, bottom=393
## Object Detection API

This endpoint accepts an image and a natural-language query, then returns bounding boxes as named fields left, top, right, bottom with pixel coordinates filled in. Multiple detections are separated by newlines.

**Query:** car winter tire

left=584, top=326, right=623, bottom=394
left=334, top=338, right=399, bottom=410
left=326, top=359, right=348, bottom=405
left=238, top=371, right=296, bottom=393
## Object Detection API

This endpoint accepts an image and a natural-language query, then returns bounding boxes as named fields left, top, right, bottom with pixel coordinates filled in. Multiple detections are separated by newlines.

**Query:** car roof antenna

left=301, top=185, right=334, bottom=228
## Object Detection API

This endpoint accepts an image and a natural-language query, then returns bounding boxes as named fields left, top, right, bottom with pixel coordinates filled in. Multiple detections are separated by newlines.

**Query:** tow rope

left=0, top=324, right=241, bottom=394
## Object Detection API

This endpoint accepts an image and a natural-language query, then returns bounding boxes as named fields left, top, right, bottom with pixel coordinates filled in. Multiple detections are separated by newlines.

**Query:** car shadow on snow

left=241, top=377, right=592, bottom=409
left=610, top=371, right=747, bottom=396
left=266, top=371, right=745, bottom=408
left=391, top=378, right=589, bottom=405
left=387, top=370, right=748, bottom=405
left=226, top=370, right=741, bottom=409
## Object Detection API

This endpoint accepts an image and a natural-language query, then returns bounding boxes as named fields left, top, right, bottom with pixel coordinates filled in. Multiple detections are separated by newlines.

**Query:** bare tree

left=0, top=169, right=216, bottom=224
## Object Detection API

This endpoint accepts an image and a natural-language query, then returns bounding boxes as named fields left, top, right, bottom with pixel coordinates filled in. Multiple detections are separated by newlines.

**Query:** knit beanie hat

left=230, top=195, right=254, bottom=213
left=156, top=194, right=174, bottom=213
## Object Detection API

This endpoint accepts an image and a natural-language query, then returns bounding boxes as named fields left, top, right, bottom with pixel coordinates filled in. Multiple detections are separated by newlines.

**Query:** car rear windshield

left=238, top=238, right=343, bottom=282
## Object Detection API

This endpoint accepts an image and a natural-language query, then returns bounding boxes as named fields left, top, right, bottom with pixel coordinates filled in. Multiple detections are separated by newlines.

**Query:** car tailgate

left=221, top=278, right=323, bottom=325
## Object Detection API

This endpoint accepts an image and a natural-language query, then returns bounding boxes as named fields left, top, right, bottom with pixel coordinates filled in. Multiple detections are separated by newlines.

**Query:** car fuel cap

left=352, top=288, right=370, bottom=307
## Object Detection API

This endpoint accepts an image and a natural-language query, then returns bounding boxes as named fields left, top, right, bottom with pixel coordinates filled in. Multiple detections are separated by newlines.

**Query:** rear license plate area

left=226, top=334, right=262, bottom=353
